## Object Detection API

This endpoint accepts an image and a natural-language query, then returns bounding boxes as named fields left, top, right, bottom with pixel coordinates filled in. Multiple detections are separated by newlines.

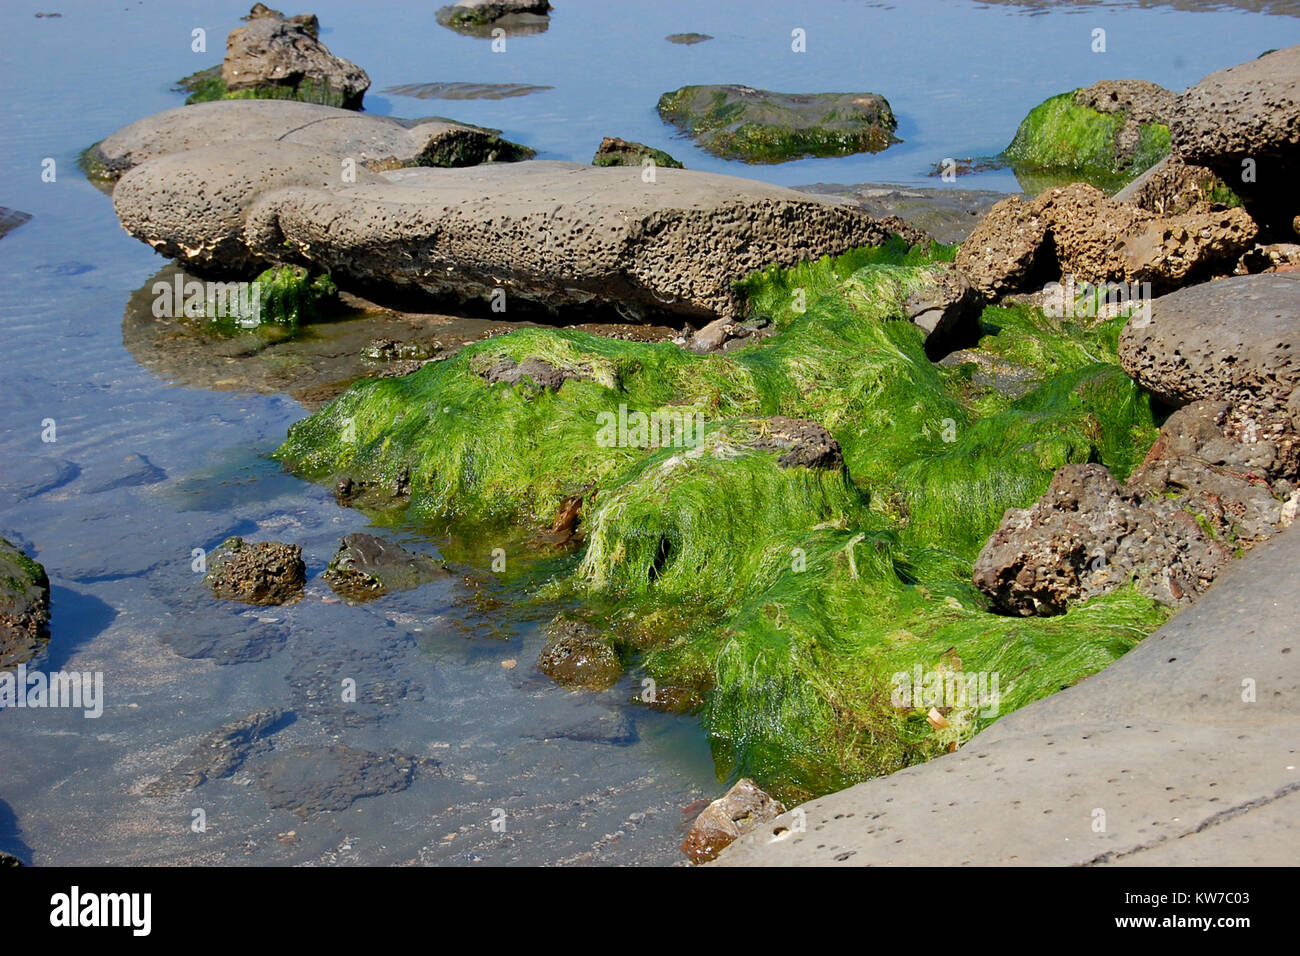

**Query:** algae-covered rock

left=657, top=85, right=899, bottom=163
left=220, top=5, right=369, bottom=109
left=1004, top=81, right=1174, bottom=194
left=538, top=616, right=623, bottom=690
left=322, top=533, right=446, bottom=602
left=0, top=537, right=50, bottom=670
left=592, top=137, right=683, bottom=169
left=204, top=537, right=305, bottom=606
left=0, top=207, right=32, bottom=241
left=276, top=240, right=1171, bottom=798
left=436, top=0, right=551, bottom=35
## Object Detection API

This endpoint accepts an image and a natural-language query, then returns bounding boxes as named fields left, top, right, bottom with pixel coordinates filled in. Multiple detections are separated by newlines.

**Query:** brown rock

left=681, top=778, right=786, bottom=864
left=538, top=616, right=623, bottom=690
left=204, top=536, right=306, bottom=606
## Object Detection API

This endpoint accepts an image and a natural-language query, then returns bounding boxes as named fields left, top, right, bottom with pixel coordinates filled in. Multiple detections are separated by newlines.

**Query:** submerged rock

left=322, top=533, right=446, bottom=601
left=0, top=207, right=32, bottom=241
left=1004, top=80, right=1174, bottom=193
left=592, top=136, right=683, bottom=169
left=538, top=616, right=623, bottom=690
left=255, top=744, right=417, bottom=815
left=148, top=709, right=286, bottom=795
left=221, top=5, right=370, bottom=109
left=681, top=778, right=785, bottom=864
left=665, top=33, right=711, bottom=45
left=87, top=99, right=533, bottom=186
left=0, top=537, right=50, bottom=670
left=204, top=536, right=305, bottom=606
left=243, top=161, right=920, bottom=321
left=1170, top=45, right=1300, bottom=235
left=436, top=0, right=551, bottom=35
left=657, top=85, right=899, bottom=163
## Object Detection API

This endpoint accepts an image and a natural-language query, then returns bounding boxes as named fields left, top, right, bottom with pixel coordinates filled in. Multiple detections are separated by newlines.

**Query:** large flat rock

left=715, top=522, right=1300, bottom=866
left=243, top=161, right=916, bottom=319
left=87, top=100, right=523, bottom=183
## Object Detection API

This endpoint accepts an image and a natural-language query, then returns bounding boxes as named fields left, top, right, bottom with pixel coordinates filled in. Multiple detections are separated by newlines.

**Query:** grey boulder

left=1170, top=45, right=1300, bottom=234
left=1118, top=273, right=1300, bottom=416
left=223, top=5, right=370, bottom=109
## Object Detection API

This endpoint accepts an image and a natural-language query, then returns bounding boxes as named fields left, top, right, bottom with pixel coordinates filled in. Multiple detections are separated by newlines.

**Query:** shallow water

left=0, top=0, right=1297, bottom=866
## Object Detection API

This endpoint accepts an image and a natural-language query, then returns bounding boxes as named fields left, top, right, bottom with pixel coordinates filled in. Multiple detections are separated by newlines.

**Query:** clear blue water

left=0, top=0, right=1296, bottom=866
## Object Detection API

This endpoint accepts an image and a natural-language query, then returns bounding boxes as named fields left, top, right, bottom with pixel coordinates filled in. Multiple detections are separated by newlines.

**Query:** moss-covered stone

left=657, top=85, right=900, bottom=163
left=592, top=137, right=684, bottom=169
left=175, top=64, right=358, bottom=109
left=275, top=235, right=1166, bottom=799
left=1004, top=84, right=1174, bottom=195
left=197, top=265, right=337, bottom=332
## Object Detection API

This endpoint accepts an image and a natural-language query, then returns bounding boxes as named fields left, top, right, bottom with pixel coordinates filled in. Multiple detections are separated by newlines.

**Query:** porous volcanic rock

left=1170, top=45, right=1300, bottom=234
left=242, top=161, right=922, bottom=321
left=204, top=536, right=306, bottom=606
left=1118, top=273, right=1300, bottom=417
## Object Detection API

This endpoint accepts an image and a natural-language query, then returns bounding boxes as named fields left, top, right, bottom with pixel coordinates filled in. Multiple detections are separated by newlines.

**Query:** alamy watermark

left=595, top=403, right=704, bottom=448
left=153, top=273, right=262, bottom=328
left=0, top=664, right=103, bottom=718
left=1042, top=275, right=1152, bottom=326
left=891, top=665, right=1000, bottom=718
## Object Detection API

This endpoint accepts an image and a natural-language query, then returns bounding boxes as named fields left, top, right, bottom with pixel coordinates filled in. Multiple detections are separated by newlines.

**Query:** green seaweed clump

left=276, top=235, right=1168, bottom=800
left=1004, top=90, right=1171, bottom=195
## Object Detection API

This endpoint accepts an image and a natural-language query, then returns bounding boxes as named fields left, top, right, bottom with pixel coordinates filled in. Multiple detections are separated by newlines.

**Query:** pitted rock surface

left=972, top=463, right=1228, bottom=614
left=957, top=183, right=1256, bottom=298
left=242, top=161, right=918, bottom=320
left=1118, top=273, right=1300, bottom=415
left=113, top=141, right=385, bottom=272
left=1170, top=45, right=1300, bottom=233
left=750, top=417, right=845, bottom=470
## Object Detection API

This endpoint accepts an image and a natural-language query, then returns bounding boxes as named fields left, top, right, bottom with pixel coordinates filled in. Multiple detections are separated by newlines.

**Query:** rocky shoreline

left=6, top=3, right=1298, bottom=866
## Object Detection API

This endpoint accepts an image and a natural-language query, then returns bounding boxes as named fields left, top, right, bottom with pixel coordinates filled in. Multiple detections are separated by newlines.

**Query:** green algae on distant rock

left=176, top=65, right=358, bottom=109
left=1, top=537, right=50, bottom=671
left=592, top=137, right=684, bottom=169
left=275, top=236, right=1167, bottom=800
left=657, top=85, right=900, bottom=163
left=1004, top=81, right=1175, bottom=194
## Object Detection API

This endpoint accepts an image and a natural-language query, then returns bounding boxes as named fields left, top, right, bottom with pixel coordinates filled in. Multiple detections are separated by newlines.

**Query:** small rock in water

left=322, top=532, right=447, bottom=602
left=681, top=779, right=786, bottom=864
left=204, top=536, right=306, bottom=606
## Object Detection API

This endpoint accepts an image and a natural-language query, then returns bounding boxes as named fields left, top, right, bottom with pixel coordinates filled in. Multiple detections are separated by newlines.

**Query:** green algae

left=657, top=85, right=900, bottom=163
left=276, top=238, right=1168, bottom=800
left=1004, top=91, right=1170, bottom=195
left=176, top=65, right=356, bottom=109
